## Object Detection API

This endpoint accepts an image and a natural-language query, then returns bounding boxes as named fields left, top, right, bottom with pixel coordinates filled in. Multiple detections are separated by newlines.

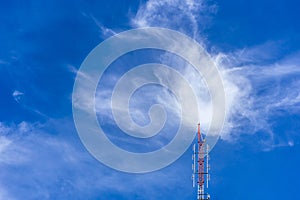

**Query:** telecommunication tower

left=192, top=123, right=210, bottom=200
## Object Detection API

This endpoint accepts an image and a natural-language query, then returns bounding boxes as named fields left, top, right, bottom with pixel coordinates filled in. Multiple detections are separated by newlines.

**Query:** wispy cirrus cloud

left=12, top=90, right=24, bottom=103
left=81, top=12, right=116, bottom=38
left=218, top=49, right=300, bottom=145
left=131, top=0, right=217, bottom=38
left=128, top=0, right=300, bottom=149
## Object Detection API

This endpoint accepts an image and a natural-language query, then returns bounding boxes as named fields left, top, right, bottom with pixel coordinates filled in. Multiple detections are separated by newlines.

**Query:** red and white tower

left=192, top=123, right=210, bottom=200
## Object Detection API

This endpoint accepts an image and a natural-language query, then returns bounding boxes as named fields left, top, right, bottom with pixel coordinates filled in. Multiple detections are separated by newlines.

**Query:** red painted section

left=197, top=123, right=204, bottom=187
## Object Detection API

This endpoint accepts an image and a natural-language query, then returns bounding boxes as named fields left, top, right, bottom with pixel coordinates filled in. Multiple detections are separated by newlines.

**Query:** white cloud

left=0, top=136, right=11, bottom=154
left=228, top=41, right=286, bottom=65
left=81, top=12, right=116, bottom=38
left=74, top=0, right=300, bottom=150
left=12, top=90, right=24, bottom=102
left=129, top=0, right=300, bottom=149
left=132, top=0, right=300, bottom=147
left=215, top=50, right=300, bottom=147
left=0, top=120, right=194, bottom=199
left=11, top=90, right=50, bottom=119
left=90, top=15, right=116, bottom=37
left=0, top=122, right=33, bottom=165
left=131, top=0, right=216, bottom=39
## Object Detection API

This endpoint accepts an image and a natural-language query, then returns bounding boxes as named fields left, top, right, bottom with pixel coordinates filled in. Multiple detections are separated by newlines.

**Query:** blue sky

left=1, top=0, right=300, bottom=199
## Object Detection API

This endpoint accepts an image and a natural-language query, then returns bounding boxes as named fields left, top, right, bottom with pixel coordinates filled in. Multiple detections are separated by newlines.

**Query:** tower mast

left=192, top=123, right=210, bottom=200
